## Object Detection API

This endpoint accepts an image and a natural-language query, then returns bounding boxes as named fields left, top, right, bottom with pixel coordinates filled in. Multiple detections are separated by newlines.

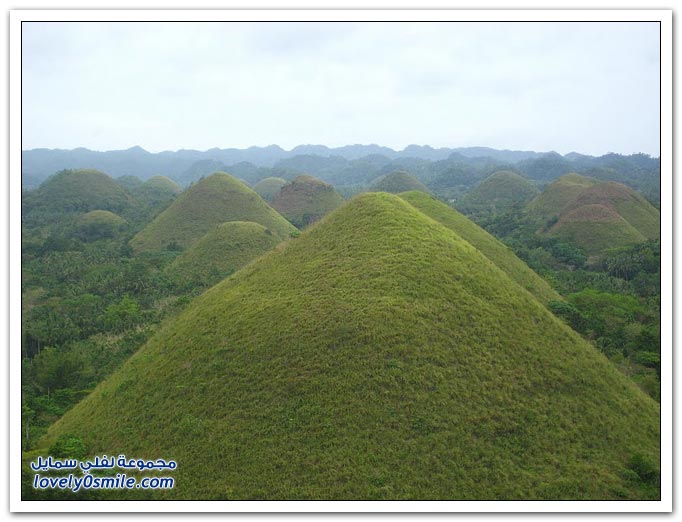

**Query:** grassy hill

left=527, top=173, right=598, bottom=220
left=166, top=221, right=281, bottom=287
left=460, top=171, right=539, bottom=213
left=549, top=204, right=646, bottom=257
left=398, top=191, right=560, bottom=305
left=39, top=193, right=659, bottom=500
left=370, top=170, right=430, bottom=194
left=270, top=175, right=344, bottom=228
left=22, top=169, right=135, bottom=225
left=72, top=210, right=127, bottom=241
left=141, top=175, right=182, bottom=194
left=129, top=172, right=296, bottom=252
left=253, top=177, right=287, bottom=202
left=560, top=181, right=660, bottom=240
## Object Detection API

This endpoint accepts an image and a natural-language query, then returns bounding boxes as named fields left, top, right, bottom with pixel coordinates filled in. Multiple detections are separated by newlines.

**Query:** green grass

left=37, top=193, right=659, bottom=500
left=461, top=171, right=538, bottom=212
left=271, top=175, right=344, bottom=228
left=129, top=172, right=296, bottom=252
left=550, top=204, right=646, bottom=257
left=166, top=221, right=282, bottom=287
left=370, top=171, right=430, bottom=194
left=253, top=177, right=287, bottom=202
left=398, top=191, right=561, bottom=305
left=527, top=173, right=598, bottom=219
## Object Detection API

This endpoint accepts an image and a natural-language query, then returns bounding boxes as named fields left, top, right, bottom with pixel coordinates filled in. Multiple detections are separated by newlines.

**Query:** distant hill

left=560, top=181, right=660, bottom=240
left=399, top=191, right=560, bottom=305
left=22, top=146, right=660, bottom=201
left=129, top=172, right=296, bottom=252
left=458, top=170, right=539, bottom=214
left=72, top=210, right=127, bottom=242
left=41, top=192, right=659, bottom=500
left=371, top=170, right=430, bottom=194
left=527, top=173, right=599, bottom=220
left=22, top=168, right=135, bottom=226
left=549, top=204, right=646, bottom=256
left=253, top=177, right=287, bottom=202
left=270, top=175, right=344, bottom=228
left=166, top=221, right=281, bottom=287
left=115, top=175, right=144, bottom=191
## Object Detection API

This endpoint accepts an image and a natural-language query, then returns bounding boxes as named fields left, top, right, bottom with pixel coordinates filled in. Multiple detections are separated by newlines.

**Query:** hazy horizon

left=20, top=142, right=660, bottom=158
left=22, top=21, right=660, bottom=156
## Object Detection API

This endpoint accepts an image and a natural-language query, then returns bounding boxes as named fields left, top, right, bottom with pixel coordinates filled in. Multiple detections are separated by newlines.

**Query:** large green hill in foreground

left=40, top=192, right=659, bottom=500
left=129, top=172, right=296, bottom=252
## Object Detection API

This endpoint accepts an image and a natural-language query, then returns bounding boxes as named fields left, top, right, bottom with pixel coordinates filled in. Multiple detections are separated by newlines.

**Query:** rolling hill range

left=270, top=175, right=344, bottom=228
left=129, top=172, right=296, bottom=252
left=166, top=221, right=282, bottom=287
left=40, top=193, right=659, bottom=500
left=371, top=170, right=430, bottom=194
left=398, top=191, right=560, bottom=305
left=253, top=177, right=287, bottom=202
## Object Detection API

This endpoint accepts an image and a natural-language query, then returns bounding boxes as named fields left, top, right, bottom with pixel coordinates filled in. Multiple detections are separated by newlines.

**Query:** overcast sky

left=22, top=21, right=660, bottom=156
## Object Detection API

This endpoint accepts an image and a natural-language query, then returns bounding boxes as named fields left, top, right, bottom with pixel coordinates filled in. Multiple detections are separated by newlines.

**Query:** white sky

left=21, top=21, right=660, bottom=156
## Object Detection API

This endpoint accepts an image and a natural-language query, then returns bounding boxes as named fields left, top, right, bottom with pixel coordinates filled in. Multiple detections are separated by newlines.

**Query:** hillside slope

left=371, top=170, right=430, bottom=194
left=166, top=221, right=281, bottom=287
left=129, top=172, right=296, bottom=252
left=41, top=193, right=659, bottom=500
left=560, top=181, right=660, bottom=240
left=399, top=191, right=561, bottom=305
left=526, top=173, right=598, bottom=220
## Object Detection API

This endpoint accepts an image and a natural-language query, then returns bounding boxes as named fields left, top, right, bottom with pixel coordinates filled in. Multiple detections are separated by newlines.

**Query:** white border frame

left=8, top=9, right=673, bottom=513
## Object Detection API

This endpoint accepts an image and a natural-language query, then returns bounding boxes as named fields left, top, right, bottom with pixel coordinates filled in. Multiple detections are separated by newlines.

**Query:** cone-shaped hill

left=560, top=181, right=659, bottom=240
left=22, top=169, right=135, bottom=225
left=42, top=193, right=659, bottom=500
left=166, top=221, right=281, bottom=287
left=460, top=171, right=539, bottom=213
left=72, top=210, right=127, bottom=242
left=370, top=170, right=430, bottom=194
left=141, top=175, right=182, bottom=194
left=270, top=175, right=344, bottom=228
left=527, top=173, right=598, bottom=220
left=549, top=204, right=646, bottom=257
left=129, top=172, right=296, bottom=252
left=398, top=191, right=560, bottom=305
left=253, top=177, right=287, bottom=202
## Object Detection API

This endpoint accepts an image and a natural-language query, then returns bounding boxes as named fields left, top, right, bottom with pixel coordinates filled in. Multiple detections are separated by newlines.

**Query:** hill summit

left=459, top=170, right=539, bottom=214
left=129, top=172, right=296, bottom=252
left=166, top=221, right=282, bottom=287
left=22, top=169, right=134, bottom=225
left=253, top=177, right=287, bottom=202
left=270, top=175, right=344, bottom=228
left=370, top=170, right=430, bottom=194
left=42, top=192, right=659, bottom=500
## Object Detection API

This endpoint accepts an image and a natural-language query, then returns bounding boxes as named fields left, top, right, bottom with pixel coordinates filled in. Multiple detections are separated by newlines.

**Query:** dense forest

left=21, top=146, right=661, bottom=500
